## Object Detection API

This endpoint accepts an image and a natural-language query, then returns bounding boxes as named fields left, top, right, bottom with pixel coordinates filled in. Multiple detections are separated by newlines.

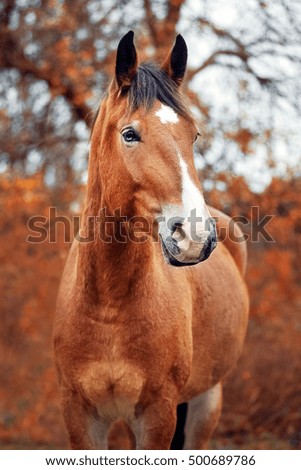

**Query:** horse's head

left=91, top=31, right=217, bottom=266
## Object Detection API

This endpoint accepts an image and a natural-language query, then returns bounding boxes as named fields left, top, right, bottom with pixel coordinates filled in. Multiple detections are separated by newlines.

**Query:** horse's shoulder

left=208, top=206, right=247, bottom=277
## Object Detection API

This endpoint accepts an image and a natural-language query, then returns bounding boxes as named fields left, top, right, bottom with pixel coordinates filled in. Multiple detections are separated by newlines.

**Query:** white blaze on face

left=155, top=104, right=179, bottom=124
left=178, top=152, right=209, bottom=225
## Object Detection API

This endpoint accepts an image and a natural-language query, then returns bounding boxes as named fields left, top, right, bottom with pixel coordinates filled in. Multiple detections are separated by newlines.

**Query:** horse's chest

left=78, top=357, right=145, bottom=415
left=72, top=314, right=191, bottom=411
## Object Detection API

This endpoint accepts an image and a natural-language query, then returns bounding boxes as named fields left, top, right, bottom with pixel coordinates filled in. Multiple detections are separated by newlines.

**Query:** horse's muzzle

left=161, top=223, right=217, bottom=267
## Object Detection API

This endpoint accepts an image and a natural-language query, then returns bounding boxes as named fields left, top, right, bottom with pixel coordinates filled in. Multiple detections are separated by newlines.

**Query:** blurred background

left=0, top=0, right=300, bottom=450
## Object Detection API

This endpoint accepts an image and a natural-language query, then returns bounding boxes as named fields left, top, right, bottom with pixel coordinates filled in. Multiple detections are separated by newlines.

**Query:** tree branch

left=0, top=0, right=15, bottom=27
left=0, top=29, right=91, bottom=122
left=187, top=19, right=273, bottom=86
left=187, top=49, right=244, bottom=79
left=143, top=0, right=159, bottom=47
left=198, top=18, right=249, bottom=59
left=166, top=0, right=185, bottom=33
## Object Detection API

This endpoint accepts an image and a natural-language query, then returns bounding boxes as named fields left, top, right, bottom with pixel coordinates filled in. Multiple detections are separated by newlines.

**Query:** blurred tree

left=0, top=0, right=300, bottom=193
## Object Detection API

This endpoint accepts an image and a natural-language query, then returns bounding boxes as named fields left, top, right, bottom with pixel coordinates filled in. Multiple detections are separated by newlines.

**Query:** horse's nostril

left=170, top=217, right=184, bottom=235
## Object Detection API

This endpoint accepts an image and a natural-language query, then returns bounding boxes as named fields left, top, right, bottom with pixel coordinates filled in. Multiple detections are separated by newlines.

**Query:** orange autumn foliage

left=225, top=128, right=255, bottom=154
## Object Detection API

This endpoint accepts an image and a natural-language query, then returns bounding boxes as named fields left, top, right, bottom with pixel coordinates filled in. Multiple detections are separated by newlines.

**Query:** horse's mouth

left=160, top=236, right=203, bottom=267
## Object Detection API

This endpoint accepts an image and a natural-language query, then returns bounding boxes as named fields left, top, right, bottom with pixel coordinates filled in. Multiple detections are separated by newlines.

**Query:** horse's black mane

left=128, top=62, right=191, bottom=118
left=91, top=63, right=192, bottom=129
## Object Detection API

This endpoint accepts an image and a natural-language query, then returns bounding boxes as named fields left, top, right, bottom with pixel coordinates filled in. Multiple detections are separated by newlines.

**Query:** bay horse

left=53, top=31, right=249, bottom=450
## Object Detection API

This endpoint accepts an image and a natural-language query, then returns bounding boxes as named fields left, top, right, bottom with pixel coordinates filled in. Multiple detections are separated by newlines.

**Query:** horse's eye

left=122, top=128, right=140, bottom=143
left=194, top=132, right=200, bottom=142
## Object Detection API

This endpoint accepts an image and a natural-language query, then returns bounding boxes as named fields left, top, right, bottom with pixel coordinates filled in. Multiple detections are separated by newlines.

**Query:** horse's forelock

left=128, top=63, right=191, bottom=119
left=90, top=63, right=193, bottom=133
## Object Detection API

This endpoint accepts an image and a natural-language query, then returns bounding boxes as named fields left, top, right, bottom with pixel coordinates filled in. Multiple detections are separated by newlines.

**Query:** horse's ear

left=115, top=30, right=137, bottom=91
left=161, top=34, right=187, bottom=86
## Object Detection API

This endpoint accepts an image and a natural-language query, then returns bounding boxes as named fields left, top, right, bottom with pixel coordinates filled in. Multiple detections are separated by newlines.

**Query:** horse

left=53, top=31, right=249, bottom=450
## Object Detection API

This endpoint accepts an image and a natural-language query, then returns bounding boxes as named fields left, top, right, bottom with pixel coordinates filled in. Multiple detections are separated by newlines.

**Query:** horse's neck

left=77, top=189, right=154, bottom=305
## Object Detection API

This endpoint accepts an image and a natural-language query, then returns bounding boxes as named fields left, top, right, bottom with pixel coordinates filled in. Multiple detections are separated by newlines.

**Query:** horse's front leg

left=61, top=387, right=110, bottom=450
left=133, top=397, right=178, bottom=450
